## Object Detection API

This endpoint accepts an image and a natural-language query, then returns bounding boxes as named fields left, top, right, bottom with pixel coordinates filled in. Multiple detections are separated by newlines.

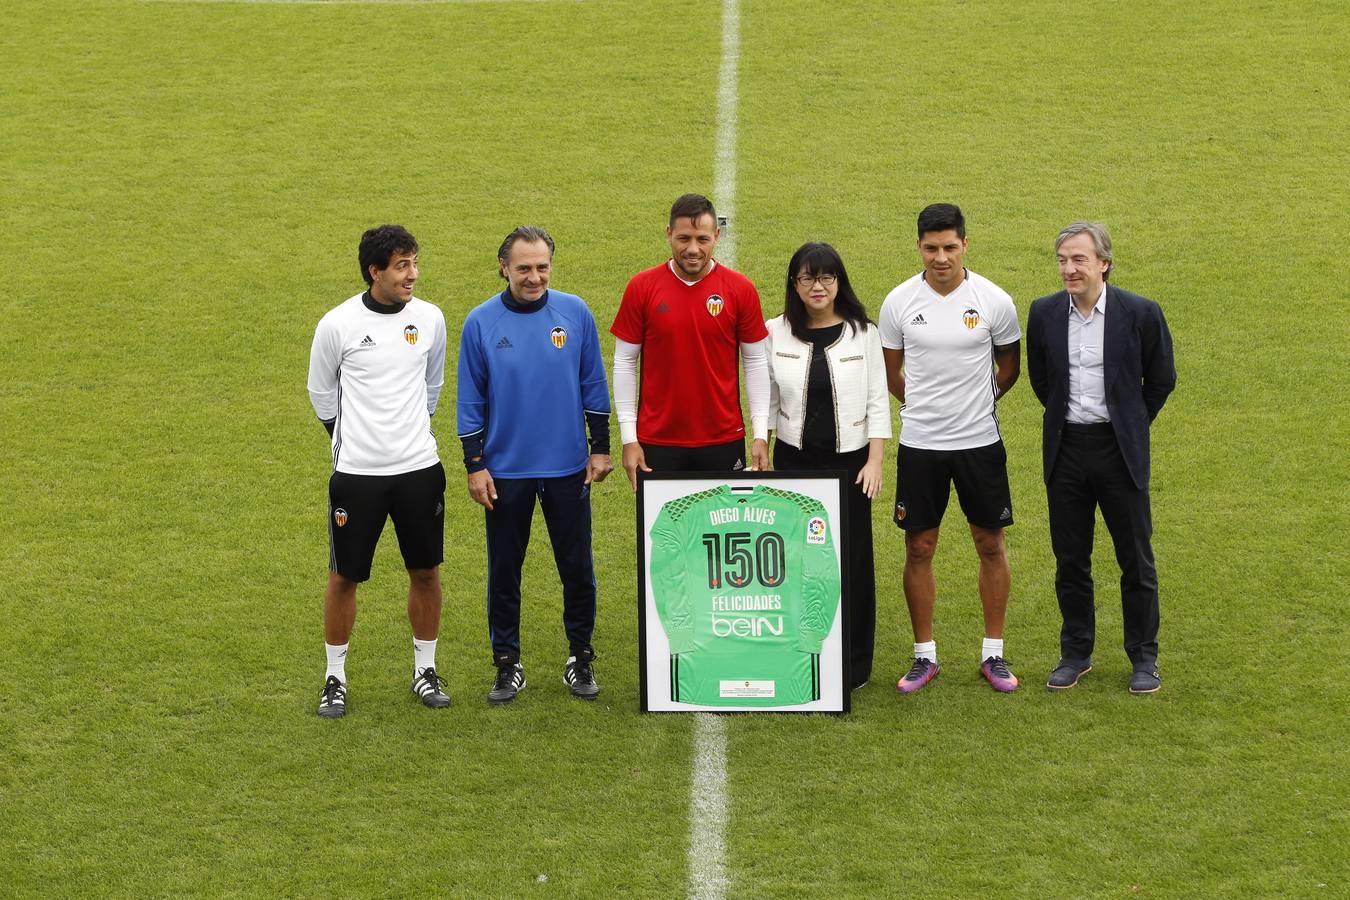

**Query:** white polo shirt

left=878, top=269, right=1020, bottom=450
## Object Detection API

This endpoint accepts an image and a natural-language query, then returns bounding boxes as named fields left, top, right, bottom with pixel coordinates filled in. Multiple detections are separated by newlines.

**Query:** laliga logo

left=333, top=508, right=348, bottom=527
left=550, top=326, right=567, bottom=349
left=712, top=615, right=784, bottom=638
left=706, top=294, right=725, bottom=317
left=403, top=324, right=419, bottom=345
left=806, top=515, right=827, bottom=544
left=962, top=308, right=980, bottom=330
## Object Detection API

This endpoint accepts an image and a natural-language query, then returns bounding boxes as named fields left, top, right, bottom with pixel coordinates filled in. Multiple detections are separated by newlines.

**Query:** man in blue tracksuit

left=457, top=226, right=613, bottom=705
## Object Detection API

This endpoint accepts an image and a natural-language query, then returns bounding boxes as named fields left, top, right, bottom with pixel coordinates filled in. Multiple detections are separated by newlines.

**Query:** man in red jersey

left=611, top=194, right=770, bottom=490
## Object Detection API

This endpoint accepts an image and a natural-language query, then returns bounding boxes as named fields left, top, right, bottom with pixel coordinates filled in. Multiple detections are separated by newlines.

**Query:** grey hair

left=1055, top=221, right=1113, bottom=280
left=497, top=225, right=555, bottom=270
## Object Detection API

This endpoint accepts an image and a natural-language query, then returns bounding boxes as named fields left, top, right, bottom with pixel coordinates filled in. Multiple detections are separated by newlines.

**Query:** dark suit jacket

left=1027, top=284, right=1176, bottom=489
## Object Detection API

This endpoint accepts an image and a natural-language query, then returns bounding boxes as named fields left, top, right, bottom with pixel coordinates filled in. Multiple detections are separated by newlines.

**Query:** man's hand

left=622, top=441, right=651, bottom=493
left=468, top=468, right=497, bottom=510
left=585, top=453, right=614, bottom=485
left=750, top=438, right=771, bottom=472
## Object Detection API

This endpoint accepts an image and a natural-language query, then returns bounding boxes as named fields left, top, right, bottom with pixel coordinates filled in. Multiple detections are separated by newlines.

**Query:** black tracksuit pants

left=485, top=469, right=596, bottom=664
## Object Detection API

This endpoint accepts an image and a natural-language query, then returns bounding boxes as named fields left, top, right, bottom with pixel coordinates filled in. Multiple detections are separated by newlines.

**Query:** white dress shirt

left=1066, top=287, right=1109, bottom=424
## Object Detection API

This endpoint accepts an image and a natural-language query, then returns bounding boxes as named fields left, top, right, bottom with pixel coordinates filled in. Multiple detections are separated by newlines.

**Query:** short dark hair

left=669, top=193, right=717, bottom=227
left=783, top=242, right=873, bottom=341
left=916, top=203, right=965, bottom=240
left=497, top=225, right=555, bottom=280
left=358, top=225, right=419, bottom=286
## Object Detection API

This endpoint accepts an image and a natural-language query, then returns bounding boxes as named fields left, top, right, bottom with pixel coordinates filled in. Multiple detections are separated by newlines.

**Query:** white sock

left=982, top=637, right=1004, bottom=661
left=325, top=642, right=348, bottom=684
left=414, top=638, right=437, bottom=678
left=914, top=641, right=937, bottom=663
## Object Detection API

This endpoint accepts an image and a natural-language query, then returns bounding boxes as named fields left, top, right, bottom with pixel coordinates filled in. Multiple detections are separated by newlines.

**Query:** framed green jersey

left=638, top=473, right=850, bottom=713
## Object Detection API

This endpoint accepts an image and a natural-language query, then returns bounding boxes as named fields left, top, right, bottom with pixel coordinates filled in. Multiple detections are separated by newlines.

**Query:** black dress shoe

left=1129, top=668, right=1161, bottom=695
left=1046, top=660, right=1092, bottom=690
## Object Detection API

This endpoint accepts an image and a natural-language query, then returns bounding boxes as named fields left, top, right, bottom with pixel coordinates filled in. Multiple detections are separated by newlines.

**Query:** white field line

left=688, top=5, right=739, bottom=900
left=689, top=712, right=729, bottom=900
left=711, top=0, right=740, bottom=268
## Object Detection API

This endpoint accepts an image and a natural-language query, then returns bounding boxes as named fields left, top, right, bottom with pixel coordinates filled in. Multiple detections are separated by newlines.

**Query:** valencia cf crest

left=962, top=308, right=980, bottom=330
left=550, top=326, right=568, bottom=349
left=334, top=508, right=348, bottom=527
left=403, top=324, right=419, bottom=345
left=706, top=294, right=725, bottom=317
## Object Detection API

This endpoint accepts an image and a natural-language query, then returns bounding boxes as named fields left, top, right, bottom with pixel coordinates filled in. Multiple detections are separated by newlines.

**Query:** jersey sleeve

left=988, top=287, right=1021, bottom=346
left=579, top=305, right=611, bottom=416
left=610, top=275, right=647, bottom=344
left=425, top=307, right=448, bottom=417
left=878, top=292, right=905, bottom=350
left=455, top=313, right=489, bottom=443
left=735, top=277, right=769, bottom=343
left=796, top=499, right=841, bottom=654
left=307, top=313, right=342, bottom=422
left=650, top=499, right=696, bottom=654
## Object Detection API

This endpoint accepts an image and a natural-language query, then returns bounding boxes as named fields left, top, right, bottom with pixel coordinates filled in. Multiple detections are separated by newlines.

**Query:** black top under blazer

left=1026, top=284, right=1177, bottom=490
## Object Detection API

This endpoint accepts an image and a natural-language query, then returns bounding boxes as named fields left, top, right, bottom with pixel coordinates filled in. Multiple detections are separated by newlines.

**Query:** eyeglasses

left=793, top=273, right=837, bottom=288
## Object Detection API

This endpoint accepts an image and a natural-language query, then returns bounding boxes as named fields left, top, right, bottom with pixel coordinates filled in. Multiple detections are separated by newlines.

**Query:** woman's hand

left=856, top=456, right=884, bottom=499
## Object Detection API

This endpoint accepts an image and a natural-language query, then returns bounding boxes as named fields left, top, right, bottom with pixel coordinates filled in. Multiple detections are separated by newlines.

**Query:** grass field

left=2, top=0, right=1347, bottom=896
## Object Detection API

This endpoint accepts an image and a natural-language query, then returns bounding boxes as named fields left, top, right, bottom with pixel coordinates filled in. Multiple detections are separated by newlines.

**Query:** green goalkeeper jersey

left=650, top=484, right=840, bottom=707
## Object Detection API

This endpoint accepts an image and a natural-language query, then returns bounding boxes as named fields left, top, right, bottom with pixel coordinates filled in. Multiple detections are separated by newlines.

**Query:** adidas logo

left=496, top=337, right=513, bottom=348
left=1000, top=507, right=1011, bottom=519
left=359, top=335, right=376, bottom=347
left=910, top=314, right=927, bottom=325
left=656, top=302, right=672, bottom=314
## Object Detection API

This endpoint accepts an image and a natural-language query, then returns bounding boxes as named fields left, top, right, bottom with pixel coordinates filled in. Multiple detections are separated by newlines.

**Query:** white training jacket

left=765, top=315, right=892, bottom=453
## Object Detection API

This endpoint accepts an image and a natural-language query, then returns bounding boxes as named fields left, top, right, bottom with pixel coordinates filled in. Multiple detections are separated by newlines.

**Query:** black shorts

left=328, top=462, right=445, bottom=582
left=641, top=439, right=746, bottom=473
left=893, top=441, right=1013, bottom=532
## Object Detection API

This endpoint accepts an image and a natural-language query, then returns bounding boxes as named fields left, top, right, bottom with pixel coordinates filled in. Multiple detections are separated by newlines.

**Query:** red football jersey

left=611, top=261, right=768, bottom=446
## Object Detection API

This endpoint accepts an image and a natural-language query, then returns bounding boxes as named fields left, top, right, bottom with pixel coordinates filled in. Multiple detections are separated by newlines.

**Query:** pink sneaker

left=896, top=658, right=939, bottom=694
left=980, top=656, right=1020, bottom=692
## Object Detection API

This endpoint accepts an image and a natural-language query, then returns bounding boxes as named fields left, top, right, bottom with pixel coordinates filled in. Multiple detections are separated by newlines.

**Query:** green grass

left=1, top=0, right=1347, bottom=896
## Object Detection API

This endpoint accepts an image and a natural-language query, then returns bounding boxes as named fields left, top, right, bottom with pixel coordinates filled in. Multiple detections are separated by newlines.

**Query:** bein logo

left=711, top=615, right=784, bottom=638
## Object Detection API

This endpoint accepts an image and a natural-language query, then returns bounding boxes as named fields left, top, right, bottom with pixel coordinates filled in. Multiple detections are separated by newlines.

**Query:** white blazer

left=765, top=315, right=892, bottom=453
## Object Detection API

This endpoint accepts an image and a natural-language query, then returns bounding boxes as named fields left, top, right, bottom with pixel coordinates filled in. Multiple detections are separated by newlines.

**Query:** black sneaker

left=489, top=663, right=525, bottom=705
left=318, top=675, right=347, bottom=718
left=563, top=654, right=600, bottom=700
left=411, top=667, right=451, bottom=709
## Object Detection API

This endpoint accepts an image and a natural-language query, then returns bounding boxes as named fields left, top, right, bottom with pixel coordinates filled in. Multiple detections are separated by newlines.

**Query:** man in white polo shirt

left=878, top=203, right=1022, bottom=694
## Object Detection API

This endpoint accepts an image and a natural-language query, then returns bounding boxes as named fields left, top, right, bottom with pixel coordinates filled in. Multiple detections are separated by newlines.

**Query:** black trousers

left=774, top=441, right=875, bottom=689
left=1047, top=423, right=1159, bottom=669
left=485, top=469, right=596, bottom=664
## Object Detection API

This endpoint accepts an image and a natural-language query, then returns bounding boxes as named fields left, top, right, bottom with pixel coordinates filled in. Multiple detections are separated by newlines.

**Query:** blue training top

left=456, top=290, right=611, bottom=479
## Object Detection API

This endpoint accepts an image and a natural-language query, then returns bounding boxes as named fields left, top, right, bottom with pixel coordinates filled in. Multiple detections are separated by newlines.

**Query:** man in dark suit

left=1027, top=222, right=1176, bottom=694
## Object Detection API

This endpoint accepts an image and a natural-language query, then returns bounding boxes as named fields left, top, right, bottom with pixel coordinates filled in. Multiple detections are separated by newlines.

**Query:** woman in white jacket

left=766, top=242, right=892, bottom=689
